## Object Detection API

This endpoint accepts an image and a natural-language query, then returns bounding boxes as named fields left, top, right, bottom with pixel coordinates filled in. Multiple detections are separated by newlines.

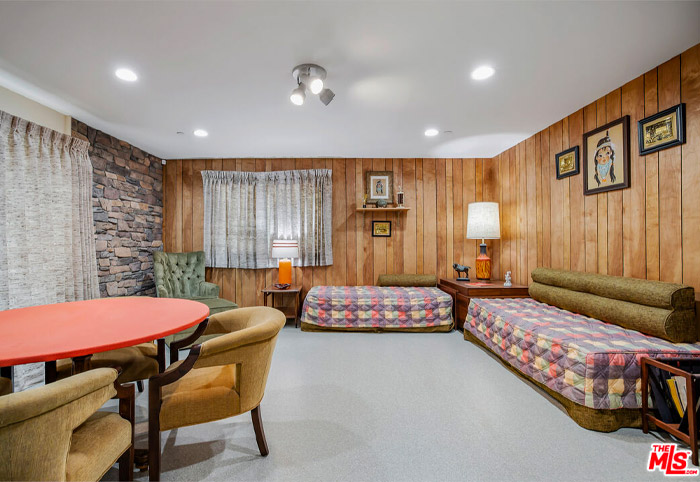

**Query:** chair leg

left=137, top=380, right=144, bottom=392
left=251, top=405, right=269, bottom=456
left=149, top=387, right=162, bottom=481
left=118, top=446, right=134, bottom=481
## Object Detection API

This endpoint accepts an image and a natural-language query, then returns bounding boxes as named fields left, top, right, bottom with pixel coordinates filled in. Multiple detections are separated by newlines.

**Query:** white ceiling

left=0, top=1, right=698, bottom=159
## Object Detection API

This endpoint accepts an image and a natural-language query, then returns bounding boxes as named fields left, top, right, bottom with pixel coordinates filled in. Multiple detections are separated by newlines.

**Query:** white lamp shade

left=271, top=239, right=299, bottom=259
left=466, top=202, right=500, bottom=240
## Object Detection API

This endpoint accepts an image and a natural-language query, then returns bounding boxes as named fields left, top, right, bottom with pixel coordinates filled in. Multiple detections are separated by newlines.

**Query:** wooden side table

left=262, top=285, right=302, bottom=328
left=437, top=278, right=529, bottom=331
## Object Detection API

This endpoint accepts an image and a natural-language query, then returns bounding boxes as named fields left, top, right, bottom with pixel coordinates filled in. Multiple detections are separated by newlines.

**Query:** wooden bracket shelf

left=355, top=207, right=410, bottom=212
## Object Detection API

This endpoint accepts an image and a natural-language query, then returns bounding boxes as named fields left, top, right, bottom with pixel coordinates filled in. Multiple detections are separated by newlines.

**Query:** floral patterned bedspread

left=465, top=297, right=700, bottom=409
left=301, top=286, right=453, bottom=330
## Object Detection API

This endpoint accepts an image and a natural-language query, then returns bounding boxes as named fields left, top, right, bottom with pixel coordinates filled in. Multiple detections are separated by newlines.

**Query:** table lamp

left=271, top=239, right=299, bottom=285
left=466, top=202, right=500, bottom=280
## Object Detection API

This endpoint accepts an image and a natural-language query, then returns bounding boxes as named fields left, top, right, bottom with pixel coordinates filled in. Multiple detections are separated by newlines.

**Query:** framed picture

left=638, top=103, right=685, bottom=155
left=365, top=171, right=393, bottom=205
left=555, top=146, right=579, bottom=179
left=583, top=115, right=630, bottom=195
left=372, top=220, right=391, bottom=237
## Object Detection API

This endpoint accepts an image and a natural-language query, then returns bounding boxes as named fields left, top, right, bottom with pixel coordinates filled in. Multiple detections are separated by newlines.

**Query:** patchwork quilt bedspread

left=301, top=286, right=453, bottom=330
left=465, top=298, right=700, bottom=410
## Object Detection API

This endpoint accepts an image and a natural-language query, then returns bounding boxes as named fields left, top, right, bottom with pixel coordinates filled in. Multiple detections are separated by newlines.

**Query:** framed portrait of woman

left=582, top=115, right=630, bottom=195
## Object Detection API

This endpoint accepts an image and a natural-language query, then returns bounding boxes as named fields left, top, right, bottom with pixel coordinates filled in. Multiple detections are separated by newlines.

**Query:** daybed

left=464, top=267, right=700, bottom=432
left=301, top=274, right=453, bottom=332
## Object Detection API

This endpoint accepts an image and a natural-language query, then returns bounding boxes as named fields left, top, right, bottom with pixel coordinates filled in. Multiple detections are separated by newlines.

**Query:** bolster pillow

left=376, top=274, right=437, bottom=287
left=531, top=267, right=695, bottom=311
left=529, top=282, right=697, bottom=343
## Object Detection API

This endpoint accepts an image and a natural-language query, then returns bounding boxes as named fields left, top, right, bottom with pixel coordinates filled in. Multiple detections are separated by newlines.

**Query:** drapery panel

left=0, top=110, right=99, bottom=390
left=202, top=169, right=333, bottom=269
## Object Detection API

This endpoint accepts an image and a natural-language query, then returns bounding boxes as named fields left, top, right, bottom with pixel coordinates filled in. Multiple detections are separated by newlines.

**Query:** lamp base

left=475, top=243, right=491, bottom=280
left=278, top=258, right=292, bottom=285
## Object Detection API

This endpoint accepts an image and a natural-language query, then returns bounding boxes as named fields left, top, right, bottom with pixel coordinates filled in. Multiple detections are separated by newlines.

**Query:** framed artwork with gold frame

left=372, top=221, right=391, bottom=237
left=583, top=115, right=630, bottom=196
left=365, top=171, right=393, bottom=205
left=555, top=146, right=579, bottom=179
left=638, top=103, right=685, bottom=156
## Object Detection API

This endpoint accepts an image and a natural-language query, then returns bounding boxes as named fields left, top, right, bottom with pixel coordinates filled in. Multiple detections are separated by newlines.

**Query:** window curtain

left=202, top=169, right=333, bottom=268
left=0, top=110, right=99, bottom=390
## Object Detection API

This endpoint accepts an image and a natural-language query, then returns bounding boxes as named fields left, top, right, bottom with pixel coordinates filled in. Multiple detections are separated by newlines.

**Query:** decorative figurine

left=453, top=263, right=470, bottom=281
left=376, top=199, right=388, bottom=208
left=504, top=271, right=512, bottom=287
left=362, top=193, right=368, bottom=208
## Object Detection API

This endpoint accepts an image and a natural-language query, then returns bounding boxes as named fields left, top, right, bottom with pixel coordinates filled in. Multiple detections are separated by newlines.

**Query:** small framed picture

left=638, top=103, right=685, bottom=155
left=555, top=146, right=580, bottom=179
left=366, top=171, right=393, bottom=205
left=372, top=221, right=391, bottom=237
left=583, top=115, right=630, bottom=196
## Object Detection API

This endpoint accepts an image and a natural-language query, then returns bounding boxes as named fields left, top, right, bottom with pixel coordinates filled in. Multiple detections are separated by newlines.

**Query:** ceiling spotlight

left=309, top=78, right=324, bottom=95
left=291, top=63, right=333, bottom=106
left=290, top=84, right=306, bottom=106
left=115, top=68, right=138, bottom=82
left=319, top=88, right=335, bottom=106
left=193, top=129, right=208, bottom=137
left=424, top=128, right=439, bottom=137
left=471, top=65, right=495, bottom=80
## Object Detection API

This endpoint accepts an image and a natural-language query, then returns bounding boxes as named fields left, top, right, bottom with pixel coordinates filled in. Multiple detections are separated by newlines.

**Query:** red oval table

left=0, top=297, right=210, bottom=376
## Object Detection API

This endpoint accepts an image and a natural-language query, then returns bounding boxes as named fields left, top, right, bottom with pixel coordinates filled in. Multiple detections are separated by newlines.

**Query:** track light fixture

left=290, top=63, right=334, bottom=106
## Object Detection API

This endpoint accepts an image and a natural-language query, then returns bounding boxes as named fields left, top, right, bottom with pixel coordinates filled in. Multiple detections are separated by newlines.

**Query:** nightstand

left=262, top=285, right=302, bottom=328
left=437, top=278, right=529, bottom=331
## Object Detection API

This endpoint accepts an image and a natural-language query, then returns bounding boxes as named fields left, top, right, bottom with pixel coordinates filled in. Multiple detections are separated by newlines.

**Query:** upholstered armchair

left=55, top=342, right=161, bottom=391
left=0, top=368, right=135, bottom=481
left=147, top=306, right=285, bottom=481
left=154, top=251, right=238, bottom=350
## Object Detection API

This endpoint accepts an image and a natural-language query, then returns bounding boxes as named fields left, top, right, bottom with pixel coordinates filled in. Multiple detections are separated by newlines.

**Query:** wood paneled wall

left=495, top=43, right=700, bottom=293
left=163, top=158, right=498, bottom=306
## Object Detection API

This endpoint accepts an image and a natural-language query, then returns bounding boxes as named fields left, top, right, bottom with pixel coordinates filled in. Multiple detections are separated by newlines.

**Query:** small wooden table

left=262, top=285, right=302, bottom=328
left=437, top=278, right=529, bottom=330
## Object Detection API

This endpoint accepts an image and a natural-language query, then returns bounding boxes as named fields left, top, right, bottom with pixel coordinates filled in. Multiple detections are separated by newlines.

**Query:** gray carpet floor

left=104, top=326, right=674, bottom=481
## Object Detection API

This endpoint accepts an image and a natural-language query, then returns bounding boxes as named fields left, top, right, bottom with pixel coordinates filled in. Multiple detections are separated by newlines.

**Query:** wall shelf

left=355, top=207, right=410, bottom=212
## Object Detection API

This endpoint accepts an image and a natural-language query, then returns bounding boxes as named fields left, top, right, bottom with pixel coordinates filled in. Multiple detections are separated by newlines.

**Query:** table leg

left=44, top=361, right=57, bottom=384
left=72, top=355, right=92, bottom=375
left=264, top=293, right=268, bottom=307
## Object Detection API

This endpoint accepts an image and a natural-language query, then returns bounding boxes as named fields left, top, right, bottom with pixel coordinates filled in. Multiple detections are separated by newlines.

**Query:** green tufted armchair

left=153, top=251, right=238, bottom=349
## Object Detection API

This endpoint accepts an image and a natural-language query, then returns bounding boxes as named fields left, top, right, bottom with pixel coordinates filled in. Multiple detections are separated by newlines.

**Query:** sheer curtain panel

left=202, top=169, right=333, bottom=269
left=0, top=110, right=99, bottom=389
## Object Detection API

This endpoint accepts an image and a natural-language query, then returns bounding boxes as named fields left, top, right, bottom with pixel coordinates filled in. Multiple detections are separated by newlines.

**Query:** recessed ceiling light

left=471, top=65, right=495, bottom=80
left=424, top=128, right=439, bottom=137
left=193, top=129, right=208, bottom=137
left=115, top=68, right=138, bottom=82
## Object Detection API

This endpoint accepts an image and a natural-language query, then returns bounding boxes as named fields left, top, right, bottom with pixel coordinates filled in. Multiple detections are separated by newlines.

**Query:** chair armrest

left=203, top=307, right=266, bottom=336
left=198, top=281, right=220, bottom=298
left=155, top=281, right=171, bottom=298
left=0, top=368, right=118, bottom=428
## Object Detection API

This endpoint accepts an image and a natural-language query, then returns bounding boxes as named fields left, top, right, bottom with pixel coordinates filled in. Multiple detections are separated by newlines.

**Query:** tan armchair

left=147, top=306, right=286, bottom=481
left=55, top=342, right=162, bottom=392
left=0, top=367, right=135, bottom=481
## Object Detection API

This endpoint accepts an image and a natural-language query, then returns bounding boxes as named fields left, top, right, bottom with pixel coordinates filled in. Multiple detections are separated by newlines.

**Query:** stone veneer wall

left=72, top=120, right=163, bottom=297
